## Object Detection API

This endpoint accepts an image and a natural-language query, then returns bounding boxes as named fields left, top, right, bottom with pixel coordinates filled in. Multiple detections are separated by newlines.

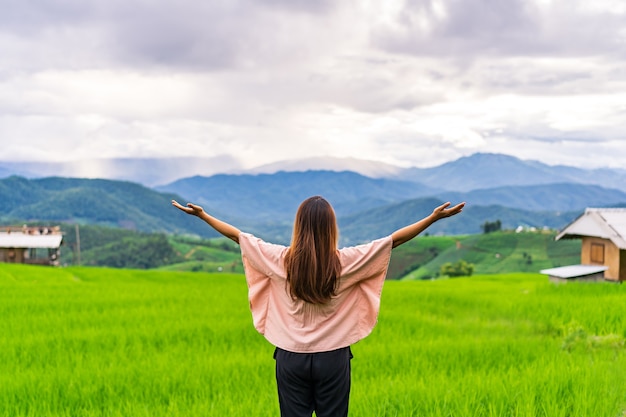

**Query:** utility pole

left=75, top=224, right=81, bottom=266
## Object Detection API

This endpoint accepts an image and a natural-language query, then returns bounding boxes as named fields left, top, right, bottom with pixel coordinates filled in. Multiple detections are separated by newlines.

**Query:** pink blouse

left=239, top=232, right=393, bottom=353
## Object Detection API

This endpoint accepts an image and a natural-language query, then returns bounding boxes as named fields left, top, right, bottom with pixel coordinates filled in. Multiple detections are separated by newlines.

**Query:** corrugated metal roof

left=540, top=264, right=608, bottom=279
left=556, top=208, right=626, bottom=249
left=0, top=233, right=63, bottom=249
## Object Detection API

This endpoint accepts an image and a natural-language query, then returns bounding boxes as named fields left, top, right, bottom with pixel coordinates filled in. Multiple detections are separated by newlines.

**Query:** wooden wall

left=581, top=237, right=621, bottom=281
left=620, top=249, right=626, bottom=282
left=0, top=248, right=25, bottom=263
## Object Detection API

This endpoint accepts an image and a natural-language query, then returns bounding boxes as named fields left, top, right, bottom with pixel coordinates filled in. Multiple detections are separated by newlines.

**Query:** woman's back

left=240, top=232, right=393, bottom=353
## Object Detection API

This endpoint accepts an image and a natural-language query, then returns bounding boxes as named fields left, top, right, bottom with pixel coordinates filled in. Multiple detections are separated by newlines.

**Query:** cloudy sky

left=1, top=0, right=625, bottom=171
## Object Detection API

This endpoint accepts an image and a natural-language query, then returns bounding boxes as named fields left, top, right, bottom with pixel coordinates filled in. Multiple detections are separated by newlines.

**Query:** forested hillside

left=0, top=176, right=219, bottom=238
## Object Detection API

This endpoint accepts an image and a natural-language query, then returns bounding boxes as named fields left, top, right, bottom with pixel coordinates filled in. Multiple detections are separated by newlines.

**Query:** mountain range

left=2, top=152, right=625, bottom=244
left=3, top=153, right=626, bottom=192
left=396, top=153, right=626, bottom=193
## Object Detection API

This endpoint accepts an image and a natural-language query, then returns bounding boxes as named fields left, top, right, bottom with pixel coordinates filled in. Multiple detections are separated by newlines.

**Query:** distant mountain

left=3, top=153, right=626, bottom=193
left=396, top=153, right=626, bottom=193
left=244, top=153, right=626, bottom=194
left=0, top=166, right=13, bottom=178
left=156, top=170, right=440, bottom=224
left=248, top=156, right=404, bottom=178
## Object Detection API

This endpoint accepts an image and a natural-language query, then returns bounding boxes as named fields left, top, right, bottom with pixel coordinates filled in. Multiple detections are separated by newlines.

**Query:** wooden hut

left=0, top=226, right=63, bottom=266
left=542, top=208, right=626, bottom=282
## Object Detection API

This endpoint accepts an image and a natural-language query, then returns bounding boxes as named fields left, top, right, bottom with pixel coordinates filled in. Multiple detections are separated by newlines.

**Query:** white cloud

left=0, top=0, right=625, bottom=169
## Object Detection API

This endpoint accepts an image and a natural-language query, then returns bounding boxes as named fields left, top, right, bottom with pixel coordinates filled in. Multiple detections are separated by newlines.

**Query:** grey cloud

left=0, top=0, right=337, bottom=71
left=373, top=0, right=626, bottom=59
left=465, top=61, right=598, bottom=96
left=0, top=0, right=93, bottom=32
left=529, top=135, right=608, bottom=144
left=106, top=0, right=339, bottom=70
left=437, top=0, right=534, bottom=39
left=256, top=0, right=335, bottom=13
left=105, top=3, right=242, bottom=70
left=5, top=0, right=626, bottom=75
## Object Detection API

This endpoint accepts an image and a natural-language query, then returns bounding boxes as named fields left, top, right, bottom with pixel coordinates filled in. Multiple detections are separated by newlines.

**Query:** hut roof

left=0, top=232, right=63, bottom=249
left=556, top=208, right=626, bottom=250
left=540, top=264, right=608, bottom=279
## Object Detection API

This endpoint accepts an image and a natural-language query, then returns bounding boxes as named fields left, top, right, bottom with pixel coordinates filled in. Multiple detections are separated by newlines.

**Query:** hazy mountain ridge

left=396, top=153, right=626, bottom=192
left=2, top=152, right=626, bottom=193
left=247, top=156, right=405, bottom=178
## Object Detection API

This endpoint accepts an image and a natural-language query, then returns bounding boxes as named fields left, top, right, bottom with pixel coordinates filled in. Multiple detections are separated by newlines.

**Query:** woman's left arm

left=391, top=201, right=465, bottom=248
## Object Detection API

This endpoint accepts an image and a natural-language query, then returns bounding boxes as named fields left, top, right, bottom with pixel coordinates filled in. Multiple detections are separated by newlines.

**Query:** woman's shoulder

left=338, top=235, right=392, bottom=261
left=240, top=232, right=289, bottom=259
left=240, top=232, right=287, bottom=248
left=339, top=235, right=392, bottom=252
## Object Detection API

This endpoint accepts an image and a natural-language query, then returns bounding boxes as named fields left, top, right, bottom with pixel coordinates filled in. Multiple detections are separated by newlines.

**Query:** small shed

left=548, top=208, right=626, bottom=282
left=540, top=265, right=608, bottom=284
left=0, top=226, right=63, bottom=266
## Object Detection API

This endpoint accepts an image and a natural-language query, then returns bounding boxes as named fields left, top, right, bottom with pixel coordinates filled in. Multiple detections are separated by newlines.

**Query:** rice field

left=1, top=264, right=625, bottom=416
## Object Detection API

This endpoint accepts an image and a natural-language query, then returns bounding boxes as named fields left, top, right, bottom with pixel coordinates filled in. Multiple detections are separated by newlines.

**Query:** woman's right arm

left=172, top=200, right=241, bottom=244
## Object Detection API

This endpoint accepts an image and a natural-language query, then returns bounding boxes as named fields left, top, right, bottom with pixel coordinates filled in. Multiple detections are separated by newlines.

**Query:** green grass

left=403, top=231, right=581, bottom=279
left=1, top=264, right=625, bottom=416
left=388, top=235, right=459, bottom=279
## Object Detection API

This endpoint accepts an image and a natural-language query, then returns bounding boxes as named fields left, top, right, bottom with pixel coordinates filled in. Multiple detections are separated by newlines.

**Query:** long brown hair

left=284, top=196, right=342, bottom=304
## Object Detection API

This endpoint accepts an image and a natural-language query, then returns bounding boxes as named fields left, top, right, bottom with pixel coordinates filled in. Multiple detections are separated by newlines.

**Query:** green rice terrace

left=1, top=262, right=625, bottom=416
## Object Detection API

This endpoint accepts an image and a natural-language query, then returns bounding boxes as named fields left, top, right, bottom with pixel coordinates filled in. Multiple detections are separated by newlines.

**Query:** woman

left=173, top=196, right=464, bottom=417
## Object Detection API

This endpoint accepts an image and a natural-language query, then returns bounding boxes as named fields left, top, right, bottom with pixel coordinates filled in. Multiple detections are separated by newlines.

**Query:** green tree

left=481, top=220, right=502, bottom=234
left=81, top=234, right=181, bottom=269
left=440, top=260, right=475, bottom=277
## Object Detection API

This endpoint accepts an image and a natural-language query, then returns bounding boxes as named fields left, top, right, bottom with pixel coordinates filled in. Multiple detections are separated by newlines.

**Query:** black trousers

left=273, top=346, right=353, bottom=417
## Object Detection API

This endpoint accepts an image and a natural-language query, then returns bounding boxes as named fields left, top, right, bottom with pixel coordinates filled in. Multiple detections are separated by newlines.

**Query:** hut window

left=590, top=243, right=605, bottom=263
